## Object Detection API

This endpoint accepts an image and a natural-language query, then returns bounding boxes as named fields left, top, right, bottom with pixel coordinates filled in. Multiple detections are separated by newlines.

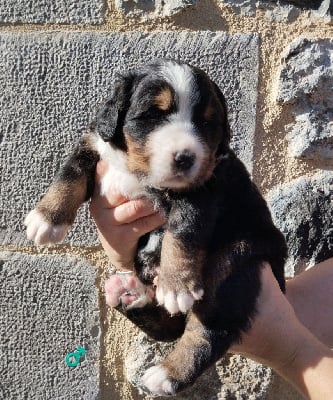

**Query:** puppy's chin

left=158, top=177, right=194, bottom=190
left=144, top=168, right=213, bottom=190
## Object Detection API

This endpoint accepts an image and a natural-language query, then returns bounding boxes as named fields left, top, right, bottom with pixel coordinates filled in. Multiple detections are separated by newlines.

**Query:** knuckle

left=128, top=199, right=142, bottom=216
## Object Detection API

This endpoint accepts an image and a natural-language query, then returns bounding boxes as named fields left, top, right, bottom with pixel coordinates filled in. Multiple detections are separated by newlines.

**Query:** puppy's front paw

left=142, top=365, right=175, bottom=396
left=155, top=272, right=204, bottom=314
left=24, top=209, right=70, bottom=245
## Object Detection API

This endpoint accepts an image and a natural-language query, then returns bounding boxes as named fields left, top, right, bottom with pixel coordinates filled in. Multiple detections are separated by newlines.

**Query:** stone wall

left=0, top=1, right=332, bottom=399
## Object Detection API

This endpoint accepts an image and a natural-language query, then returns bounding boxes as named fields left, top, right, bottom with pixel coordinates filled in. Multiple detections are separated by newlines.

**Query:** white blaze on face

left=147, top=61, right=206, bottom=189
left=148, top=122, right=205, bottom=188
left=160, top=61, right=199, bottom=120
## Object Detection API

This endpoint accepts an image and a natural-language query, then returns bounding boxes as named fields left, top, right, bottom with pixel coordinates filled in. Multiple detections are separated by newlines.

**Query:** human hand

left=229, top=263, right=300, bottom=370
left=89, top=160, right=165, bottom=270
left=229, top=263, right=333, bottom=400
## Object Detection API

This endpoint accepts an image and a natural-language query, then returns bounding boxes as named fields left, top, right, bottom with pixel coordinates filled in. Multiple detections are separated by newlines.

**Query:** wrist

left=275, top=326, right=333, bottom=400
left=108, top=259, right=135, bottom=272
left=106, top=249, right=135, bottom=271
left=99, top=236, right=136, bottom=271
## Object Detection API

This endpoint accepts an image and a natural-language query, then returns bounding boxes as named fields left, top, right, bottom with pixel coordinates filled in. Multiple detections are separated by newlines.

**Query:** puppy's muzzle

left=173, top=150, right=196, bottom=173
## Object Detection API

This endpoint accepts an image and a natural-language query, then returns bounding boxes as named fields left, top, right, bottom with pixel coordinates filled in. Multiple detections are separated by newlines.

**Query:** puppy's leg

left=154, top=191, right=219, bottom=315
left=156, top=230, right=204, bottom=315
left=142, top=249, right=263, bottom=396
left=25, top=132, right=99, bottom=245
left=104, top=272, right=186, bottom=342
left=142, top=312, right=229, bottom=396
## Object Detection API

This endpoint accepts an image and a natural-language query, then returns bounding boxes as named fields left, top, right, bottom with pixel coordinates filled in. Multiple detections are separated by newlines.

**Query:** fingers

left=89, top=160, right=165, bottom=267
left=126, top=211, right=165, bottom=236
left=91, top=160, right=165, bottom=229
left=92, top=202, right=164, bottom=238
left=91, top=160, right=160, bottom=225
left=91, top=200, right=164, bottom=268
left=111, top=199, right=157, bottom=225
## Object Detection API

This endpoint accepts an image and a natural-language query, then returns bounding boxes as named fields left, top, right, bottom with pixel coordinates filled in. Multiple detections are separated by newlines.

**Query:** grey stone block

left=267, top=171, right=333, bottom=276
left=315, top=0, right=332, bottom=17
left=115, top=0, right=196, bottom=17
left=0, top=31, right=259, bottom=246
left=0, top=0, right=104, bottom=24
left=222, top=0, right=330, bottom=22
left=125, top=332, right=271, bottom=399
left=276, top=38, right=333, bottom=160
left=222, top=0, right=257, bottom=16
left=262, top=2, right=301, bottom=22
left=0, top=252, right=99, bottom=400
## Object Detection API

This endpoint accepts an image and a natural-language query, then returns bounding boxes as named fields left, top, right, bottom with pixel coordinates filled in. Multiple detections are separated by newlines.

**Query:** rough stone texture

left=222, top=0, right=331, bottom=22
left=267, top=171, right=333, bottom=277
left=0, top=252, right=100, bottom=400
left=115, top=0, right=196, bottom=17
left=222, top=0, right=299, bottom=21
left=314, top=0, right=333, bottom=19
left=0, top=0, right=104, bottom=24
left=276, top=38, right=333, bottom=160
left=0, top=31, right=259, bottom=246
left=262, top=2, right=301, bottom=22
left=125, top=332, right=271, bottom=399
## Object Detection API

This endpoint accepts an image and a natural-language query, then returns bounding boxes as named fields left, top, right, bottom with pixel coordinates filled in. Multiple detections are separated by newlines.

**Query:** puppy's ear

left=92, top=72, right=137, bottom=149
left=212, top=82, right=231, bottom=148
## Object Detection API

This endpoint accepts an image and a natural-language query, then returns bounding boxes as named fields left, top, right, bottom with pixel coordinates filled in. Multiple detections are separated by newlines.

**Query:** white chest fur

left=94, top=135, right=146, bottom=199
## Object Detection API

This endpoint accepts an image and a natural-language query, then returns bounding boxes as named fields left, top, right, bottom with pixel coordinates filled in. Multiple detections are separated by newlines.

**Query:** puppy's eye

left=134, top=106, right=165, bottom=121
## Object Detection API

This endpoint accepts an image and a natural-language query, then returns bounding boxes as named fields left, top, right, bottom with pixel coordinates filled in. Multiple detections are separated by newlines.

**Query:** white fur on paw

left=24, top=209, right=70, bottom=245
left=142, top=365, right=174, bottom=396
left=156, top=287, right=203, bottom=314
left=177, top=292, right=195, bottom=313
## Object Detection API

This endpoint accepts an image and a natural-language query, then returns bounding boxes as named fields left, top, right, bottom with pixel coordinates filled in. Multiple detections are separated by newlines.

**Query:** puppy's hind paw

left=142, top=365, right=175, bottom=396
left=105, top=272, right=154, bottom=310
left=24, top=209, right=70, bottom=245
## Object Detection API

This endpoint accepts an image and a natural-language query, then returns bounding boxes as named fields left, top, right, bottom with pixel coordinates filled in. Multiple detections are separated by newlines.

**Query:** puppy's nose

left=173, top=150, right=196, bottom=171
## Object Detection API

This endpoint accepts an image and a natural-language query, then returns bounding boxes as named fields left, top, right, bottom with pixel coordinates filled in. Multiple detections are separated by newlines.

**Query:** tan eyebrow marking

left=153, top=87, right=173, bottom=111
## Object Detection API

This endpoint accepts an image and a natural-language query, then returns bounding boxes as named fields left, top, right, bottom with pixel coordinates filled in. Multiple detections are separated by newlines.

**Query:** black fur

left=27, top=60, right=287, bottom=394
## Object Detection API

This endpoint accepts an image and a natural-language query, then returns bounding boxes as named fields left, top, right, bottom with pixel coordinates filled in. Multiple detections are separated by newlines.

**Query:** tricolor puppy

left=25, top=60, right=287, bottom=396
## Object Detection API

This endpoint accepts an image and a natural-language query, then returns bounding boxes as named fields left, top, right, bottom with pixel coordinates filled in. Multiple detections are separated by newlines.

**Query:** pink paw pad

left=105, top=271, right=154, bottom=310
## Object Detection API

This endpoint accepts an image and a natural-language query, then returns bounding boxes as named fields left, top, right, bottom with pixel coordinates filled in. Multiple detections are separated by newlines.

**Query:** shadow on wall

left=277, top=0, right=326, bottom=9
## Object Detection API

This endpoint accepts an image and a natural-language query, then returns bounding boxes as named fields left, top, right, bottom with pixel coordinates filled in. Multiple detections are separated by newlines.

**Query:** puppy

left=25, top=60, right=287, bottom=396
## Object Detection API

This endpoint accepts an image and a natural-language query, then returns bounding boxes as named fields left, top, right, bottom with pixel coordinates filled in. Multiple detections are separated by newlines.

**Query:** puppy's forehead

left=158, top=62, right=199, bottom=111
left=131, top=62, right=215, bottom=118
left=158, top=63, right=195, bottom=93
left=138, top=62, right=197, bottom=93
